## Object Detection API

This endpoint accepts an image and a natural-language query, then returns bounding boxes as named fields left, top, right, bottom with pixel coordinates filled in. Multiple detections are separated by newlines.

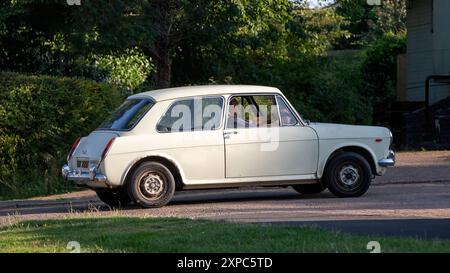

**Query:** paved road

left=1, top=182, right=450, bottom=240
left=374, top=151, right=450, bottom=184
left=1, top=151, right=450, bottom=239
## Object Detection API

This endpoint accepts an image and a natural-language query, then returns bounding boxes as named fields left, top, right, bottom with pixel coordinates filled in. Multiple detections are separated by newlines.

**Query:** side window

left=157, top=96, right=223, bottom=133
left=276, top=96, right=298, bottom=126
left=227, top=95, right=280, bottom=128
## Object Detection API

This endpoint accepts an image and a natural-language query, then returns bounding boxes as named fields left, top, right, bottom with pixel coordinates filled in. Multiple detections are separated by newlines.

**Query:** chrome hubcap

left=339, top=165, right=360, bottom=186
left=140, top=172, right=164, bottom=196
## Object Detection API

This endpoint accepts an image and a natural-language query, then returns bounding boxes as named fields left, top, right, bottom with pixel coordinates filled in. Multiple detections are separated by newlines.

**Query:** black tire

left=127, top=161, right=175, bottom=208
left=96, top=188, right=131, bottom=207
left=323, top=152, right=372, bottom=198
left=292, top=183, right=325, bottom=195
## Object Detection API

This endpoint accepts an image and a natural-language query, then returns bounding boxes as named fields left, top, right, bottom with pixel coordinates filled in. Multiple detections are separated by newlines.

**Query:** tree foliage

left=0, top=0, right=348, bottom=87
left=361, top=32, right=407, bottom=116
left=334, top=0, right=406, bottom=48
left=0, top=0, right=406, bottom=123
left=76, top=48, right=155, bottom=94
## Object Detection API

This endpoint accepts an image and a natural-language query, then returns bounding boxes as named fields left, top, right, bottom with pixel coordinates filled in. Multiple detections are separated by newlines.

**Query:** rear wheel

left=96, top=188, right=131, bottom=207
left=292, top=183, right=325, bottom=195
left=323, top=152, right=372, bottom=198
left=127, top=161, right=175, bottom=208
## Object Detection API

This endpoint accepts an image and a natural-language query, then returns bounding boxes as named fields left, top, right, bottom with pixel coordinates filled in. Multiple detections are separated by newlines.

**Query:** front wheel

left=323, top=152, right=372, bottom=198
left=127, top=162, right=175, bottom=208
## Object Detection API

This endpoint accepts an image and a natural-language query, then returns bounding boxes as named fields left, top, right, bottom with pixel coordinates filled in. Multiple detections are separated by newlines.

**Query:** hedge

left=0, top=73, right=123, bottom=199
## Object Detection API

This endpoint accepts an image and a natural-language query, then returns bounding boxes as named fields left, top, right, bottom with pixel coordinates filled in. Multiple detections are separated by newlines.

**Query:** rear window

left=98, top=99, right=154, bottom=131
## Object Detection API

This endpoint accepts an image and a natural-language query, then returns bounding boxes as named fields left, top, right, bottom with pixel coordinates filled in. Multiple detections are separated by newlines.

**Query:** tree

left=334, top=0, right=406, bottom=48
left=361, top=32, right=406, bottom=125
left=370, top=0, right=406, bottom=37
left=0, top=1, right=156, bottom=83
left=289, top=3, right=349, bottom=55
left=143, top=0, right=182, bottom=88
left=334, top=0, right=375, bottom=48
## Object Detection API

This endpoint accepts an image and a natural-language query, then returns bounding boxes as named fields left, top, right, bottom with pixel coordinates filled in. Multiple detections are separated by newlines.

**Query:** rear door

left=155, top=96, right=226, bottom=181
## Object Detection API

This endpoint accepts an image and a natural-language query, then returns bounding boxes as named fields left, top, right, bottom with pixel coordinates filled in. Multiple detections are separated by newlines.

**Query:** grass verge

left=0, top=217, right=449, bottom=253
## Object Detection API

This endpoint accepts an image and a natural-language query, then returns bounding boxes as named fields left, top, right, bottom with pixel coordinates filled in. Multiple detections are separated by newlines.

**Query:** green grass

left=0, top=217, right=449, bottom=253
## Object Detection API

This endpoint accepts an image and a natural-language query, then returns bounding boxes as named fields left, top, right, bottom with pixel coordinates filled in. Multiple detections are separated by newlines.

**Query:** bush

left=74, top=48, right=155, bottom=95
left=361, top=32, right=406, bottom=117
left=0, top=73, right=123, bottom=199
left=305, top=51, right=372, bottom=125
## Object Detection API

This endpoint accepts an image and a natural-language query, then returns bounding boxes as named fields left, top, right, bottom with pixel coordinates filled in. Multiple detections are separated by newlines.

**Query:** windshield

left=98, top=98, right=154, bottom=131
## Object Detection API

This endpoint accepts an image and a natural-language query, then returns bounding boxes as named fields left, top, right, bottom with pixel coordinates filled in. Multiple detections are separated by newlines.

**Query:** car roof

left=128, top=85, right=282, bottom=102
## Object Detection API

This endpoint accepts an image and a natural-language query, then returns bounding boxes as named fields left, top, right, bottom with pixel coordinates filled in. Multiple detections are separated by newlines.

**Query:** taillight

left=101, top=138, right=116, bottom=162
left=67, top=137, right=81, bottom=161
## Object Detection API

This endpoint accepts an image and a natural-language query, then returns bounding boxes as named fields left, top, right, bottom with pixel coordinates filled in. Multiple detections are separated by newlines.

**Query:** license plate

left=77, top=160, right=89, bottom=169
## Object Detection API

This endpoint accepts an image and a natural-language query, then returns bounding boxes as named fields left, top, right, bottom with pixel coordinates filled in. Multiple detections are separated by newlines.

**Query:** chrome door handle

left=223, top=131, right=238, bottom=139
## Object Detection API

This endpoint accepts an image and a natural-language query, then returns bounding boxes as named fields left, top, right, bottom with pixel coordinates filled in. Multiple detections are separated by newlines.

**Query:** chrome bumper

left=62, top=164, right=109, bottom=188
left=378, top=150, right=395, bottom=167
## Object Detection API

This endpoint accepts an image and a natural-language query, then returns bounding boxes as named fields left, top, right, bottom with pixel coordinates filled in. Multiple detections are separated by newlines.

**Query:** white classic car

left=62, top=85, right=395, bottom=208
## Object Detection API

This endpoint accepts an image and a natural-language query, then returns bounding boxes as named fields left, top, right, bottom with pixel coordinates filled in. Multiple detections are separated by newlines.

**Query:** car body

left=62, top=85, right=395, bottom=207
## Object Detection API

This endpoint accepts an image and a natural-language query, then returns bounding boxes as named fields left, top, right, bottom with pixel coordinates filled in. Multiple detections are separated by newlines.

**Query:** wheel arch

left=121, top=155, right=185, bottom=191
left=319, top=145, right=377, bottom=178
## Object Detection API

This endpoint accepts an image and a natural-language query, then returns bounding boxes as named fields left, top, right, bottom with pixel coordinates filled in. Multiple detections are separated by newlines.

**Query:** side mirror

left=304, top=119, right=311, bottom=125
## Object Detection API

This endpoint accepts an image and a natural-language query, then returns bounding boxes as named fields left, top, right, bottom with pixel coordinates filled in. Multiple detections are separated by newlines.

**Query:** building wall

left=407, top=0, right=450, bottom=103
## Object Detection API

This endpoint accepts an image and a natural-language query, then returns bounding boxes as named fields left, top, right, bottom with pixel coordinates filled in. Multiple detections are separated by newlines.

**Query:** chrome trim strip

left=183, top=179, right=319, bottom=190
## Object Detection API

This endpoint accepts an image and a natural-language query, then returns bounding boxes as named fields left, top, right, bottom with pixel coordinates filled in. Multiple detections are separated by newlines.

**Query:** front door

left=224, top=94, right=318, bottom=178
